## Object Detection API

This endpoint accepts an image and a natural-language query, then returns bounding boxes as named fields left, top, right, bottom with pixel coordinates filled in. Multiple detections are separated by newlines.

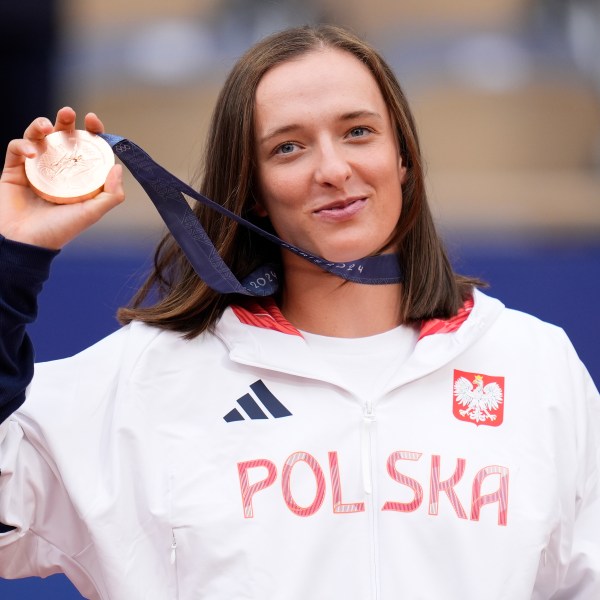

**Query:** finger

left=23, top=116, right=54, bottom=142
left=102, top=164, right=124, bottom=200
left=75, top=164, right=125, bottom=227
left=52, top=106, right=77, bottom=133
left=1, top=138, right=38, bottom=178
left=88, top=164, right=125, bottom=212
left=84, top=112, right=105, bottom=134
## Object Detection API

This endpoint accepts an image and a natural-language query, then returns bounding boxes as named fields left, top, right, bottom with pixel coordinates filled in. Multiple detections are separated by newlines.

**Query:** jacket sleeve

left=552, top=348, right=600, bottom=599
left=0, top=235, right=59, bottom=424
left=0, top=236, right=58, bottom=534
left=0, top=319, right=143, bottom=583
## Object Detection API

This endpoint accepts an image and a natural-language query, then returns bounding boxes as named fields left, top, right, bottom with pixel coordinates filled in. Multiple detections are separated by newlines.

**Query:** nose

left=314, top=140, right=352, bottom=188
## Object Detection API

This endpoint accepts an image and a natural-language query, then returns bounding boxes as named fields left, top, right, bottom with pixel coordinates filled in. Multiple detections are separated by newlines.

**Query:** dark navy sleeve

left=0, top=235, right=59, bottom=424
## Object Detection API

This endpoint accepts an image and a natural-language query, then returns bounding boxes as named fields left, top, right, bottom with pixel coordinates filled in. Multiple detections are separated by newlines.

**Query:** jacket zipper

left=362, top=396, right=380, bottom=599
left=362, top=398, right=375, bottom=494
left=171, top=529, right=179, bottom=598
left=170, top=530, right=177, bottom=565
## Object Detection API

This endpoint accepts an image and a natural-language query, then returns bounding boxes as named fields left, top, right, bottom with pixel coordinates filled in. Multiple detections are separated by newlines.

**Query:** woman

left=0, top=25, right=598, bottom=600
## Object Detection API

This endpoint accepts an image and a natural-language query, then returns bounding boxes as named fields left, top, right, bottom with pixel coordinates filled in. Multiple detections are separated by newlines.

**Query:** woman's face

left=253, top=48, right=406, bottom=264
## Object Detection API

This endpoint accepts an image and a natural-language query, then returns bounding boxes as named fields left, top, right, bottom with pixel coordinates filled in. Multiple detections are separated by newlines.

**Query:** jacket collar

left=214, top=290, right=504, bottom=391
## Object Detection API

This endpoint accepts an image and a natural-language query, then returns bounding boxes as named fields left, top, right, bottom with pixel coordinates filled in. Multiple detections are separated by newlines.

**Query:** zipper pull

left=170, top=531, right=177, bottom=565
left=364, top=396, right=376, bottom=422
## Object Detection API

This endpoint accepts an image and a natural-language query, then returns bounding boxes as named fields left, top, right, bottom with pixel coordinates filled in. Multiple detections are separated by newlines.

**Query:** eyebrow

left=258, top=110, right=383, bottom=146
left=340, top=110, right=382, bottom=122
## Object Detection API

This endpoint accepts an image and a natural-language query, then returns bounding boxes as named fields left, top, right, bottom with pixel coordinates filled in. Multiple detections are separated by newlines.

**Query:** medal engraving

left=25, top=130, right=115, bottom=203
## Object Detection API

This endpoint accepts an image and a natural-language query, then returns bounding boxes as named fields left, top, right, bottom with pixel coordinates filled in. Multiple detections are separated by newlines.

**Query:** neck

left=279, top=257, right=403, bottom=338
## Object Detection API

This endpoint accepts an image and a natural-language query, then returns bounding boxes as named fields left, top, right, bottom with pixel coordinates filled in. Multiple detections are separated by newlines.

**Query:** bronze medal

left=25, top=130, right=115, bottom=204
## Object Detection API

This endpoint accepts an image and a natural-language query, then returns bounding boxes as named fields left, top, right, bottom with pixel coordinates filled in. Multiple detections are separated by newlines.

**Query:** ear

left=399, top=156, right=408, bottom=184
left=254, top=201, right=269, bottom=218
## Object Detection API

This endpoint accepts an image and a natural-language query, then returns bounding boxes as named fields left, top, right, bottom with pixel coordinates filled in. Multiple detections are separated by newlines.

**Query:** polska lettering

left=237, top=450, right=509, bottom=526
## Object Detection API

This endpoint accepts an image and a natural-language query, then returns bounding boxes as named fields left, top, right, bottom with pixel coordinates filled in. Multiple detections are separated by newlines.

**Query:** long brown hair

left=118, top=24, right=481, bottom=337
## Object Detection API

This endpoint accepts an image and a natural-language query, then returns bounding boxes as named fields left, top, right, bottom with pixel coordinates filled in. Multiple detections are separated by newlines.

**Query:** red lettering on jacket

left=382, top=451, right=424, bottom=512
left=237, top=459, right=277, bottom=518
left=329, top=451, right=365, bottom=514
left=471, top=465, right=510, bottom=526
left=282, top=452, right=326, bottom=517
left=237, top=451, right=509, bottom=525
left=429, top=455, right=468, bottom=519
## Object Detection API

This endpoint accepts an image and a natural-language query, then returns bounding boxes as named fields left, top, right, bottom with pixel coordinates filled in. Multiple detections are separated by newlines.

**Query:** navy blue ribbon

left=99, top=133, right=403, bottom=296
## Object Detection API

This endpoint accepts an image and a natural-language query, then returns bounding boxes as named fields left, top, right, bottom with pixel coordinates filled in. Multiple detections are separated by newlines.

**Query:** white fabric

left=0, top=290, right=599, bottom=599
left=300, top=324, right=419, bottom=401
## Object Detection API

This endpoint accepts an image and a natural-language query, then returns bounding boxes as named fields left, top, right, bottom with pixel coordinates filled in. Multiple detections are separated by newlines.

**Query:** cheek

left=256, top=166, right=306, bottom=218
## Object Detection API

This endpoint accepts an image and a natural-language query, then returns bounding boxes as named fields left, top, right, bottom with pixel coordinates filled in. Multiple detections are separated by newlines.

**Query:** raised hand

left=0, top=106, right=125, bottom=250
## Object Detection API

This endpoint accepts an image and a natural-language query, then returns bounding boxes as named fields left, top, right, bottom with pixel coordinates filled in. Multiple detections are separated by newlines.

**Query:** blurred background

left=1, top=0, right=599, bottom=597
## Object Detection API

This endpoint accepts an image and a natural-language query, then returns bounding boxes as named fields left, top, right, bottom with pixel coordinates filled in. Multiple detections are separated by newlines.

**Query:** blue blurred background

left=2, top=0, right=599, bottom=597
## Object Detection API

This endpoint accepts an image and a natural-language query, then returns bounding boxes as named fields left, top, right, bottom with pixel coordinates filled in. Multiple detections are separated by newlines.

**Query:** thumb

left=102, top=163, right=125, bottom=201
left=80, top=163, right=126, bottom=224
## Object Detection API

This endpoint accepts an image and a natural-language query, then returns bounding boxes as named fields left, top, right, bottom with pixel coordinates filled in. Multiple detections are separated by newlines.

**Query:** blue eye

left=349, top=127, right=368, bottom=138
left=276, top=142, right=297, bottom=154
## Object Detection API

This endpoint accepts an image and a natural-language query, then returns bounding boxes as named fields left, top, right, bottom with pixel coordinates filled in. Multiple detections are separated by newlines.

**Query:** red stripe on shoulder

left=231, top=298, right=302, bottom=337
left=418, top=297, right=474, bottom=340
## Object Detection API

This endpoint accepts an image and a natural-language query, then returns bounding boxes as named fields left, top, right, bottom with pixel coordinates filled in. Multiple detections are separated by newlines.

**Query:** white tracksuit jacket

left=0, top=290, right=599, bottom=599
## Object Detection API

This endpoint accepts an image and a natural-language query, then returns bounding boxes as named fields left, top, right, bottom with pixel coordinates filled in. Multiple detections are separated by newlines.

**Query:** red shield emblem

left=453, top=370, right=504, bottom=427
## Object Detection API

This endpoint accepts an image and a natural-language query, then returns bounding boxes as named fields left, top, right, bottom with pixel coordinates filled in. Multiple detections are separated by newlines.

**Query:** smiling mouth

left=314, top=197, right=367, bottom=217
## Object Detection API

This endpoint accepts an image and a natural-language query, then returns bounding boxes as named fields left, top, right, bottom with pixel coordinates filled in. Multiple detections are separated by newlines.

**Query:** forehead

left=254, top=48, right=388, bottom=125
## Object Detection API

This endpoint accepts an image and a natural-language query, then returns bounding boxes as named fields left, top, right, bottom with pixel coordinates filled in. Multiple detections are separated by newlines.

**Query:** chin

left=315, top=231, right=398, bottom=263
left=318, top=246, right=385, bottom=263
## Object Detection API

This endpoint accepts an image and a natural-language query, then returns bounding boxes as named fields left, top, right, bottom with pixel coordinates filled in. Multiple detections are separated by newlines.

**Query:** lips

left=313, top=197, right=367, bottom=220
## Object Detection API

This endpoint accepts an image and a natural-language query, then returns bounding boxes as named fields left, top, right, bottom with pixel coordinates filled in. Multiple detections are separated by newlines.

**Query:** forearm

left=0, top=235, right=58, bottom=423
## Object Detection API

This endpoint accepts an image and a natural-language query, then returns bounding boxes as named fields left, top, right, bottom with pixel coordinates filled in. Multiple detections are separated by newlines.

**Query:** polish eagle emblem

left=453, top=370, right=505, bottom=426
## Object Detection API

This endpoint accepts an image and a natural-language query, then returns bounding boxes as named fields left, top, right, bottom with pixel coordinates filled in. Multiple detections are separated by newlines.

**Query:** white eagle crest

left=453, top=375, right=503, bottom=423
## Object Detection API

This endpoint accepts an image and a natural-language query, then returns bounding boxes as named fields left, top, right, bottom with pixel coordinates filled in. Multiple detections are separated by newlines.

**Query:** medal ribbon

left=99, top=133, right=403, bottom=296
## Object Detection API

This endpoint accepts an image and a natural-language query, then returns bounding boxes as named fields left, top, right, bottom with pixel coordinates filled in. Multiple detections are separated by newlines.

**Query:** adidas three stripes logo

left=224, top=380, right=292, bottom=422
